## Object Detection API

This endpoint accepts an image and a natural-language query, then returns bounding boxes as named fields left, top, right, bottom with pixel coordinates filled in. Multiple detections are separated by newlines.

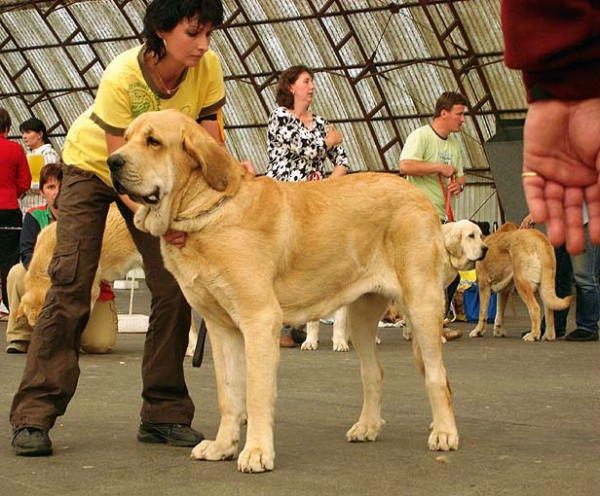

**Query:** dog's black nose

left=107, top=154, right=125, bottom=172
left=479, top=245, right=489, bottom=260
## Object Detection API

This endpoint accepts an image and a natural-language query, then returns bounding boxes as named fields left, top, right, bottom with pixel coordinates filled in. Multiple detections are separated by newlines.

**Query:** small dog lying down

left=17, top=203, right=141, bottom=328
left=303, top=220, right=488, bottom=349
left=17, top=203, right=198, bottom=356
left=468, top=222, right=571, bottom=341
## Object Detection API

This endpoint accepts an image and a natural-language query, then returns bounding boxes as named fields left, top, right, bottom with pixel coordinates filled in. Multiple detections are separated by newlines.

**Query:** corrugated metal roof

left=1, top=0, right=527, bottom=220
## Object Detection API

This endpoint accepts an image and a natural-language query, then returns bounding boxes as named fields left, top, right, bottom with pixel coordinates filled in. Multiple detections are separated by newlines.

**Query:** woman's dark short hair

left=19, top=117, right=51, bottom=144
left=39, top=162, right=63, bottom=191
left=275, top=65, right=314, bottom=108
left=434, top=91, right=468, bottom=118
left=144, top=0, right=224, bottom=60
left=0, top=108, right=11, bottom=132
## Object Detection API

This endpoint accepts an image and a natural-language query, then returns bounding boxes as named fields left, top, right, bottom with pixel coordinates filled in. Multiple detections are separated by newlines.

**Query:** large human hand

left=522, top=99, right=600, bottom=254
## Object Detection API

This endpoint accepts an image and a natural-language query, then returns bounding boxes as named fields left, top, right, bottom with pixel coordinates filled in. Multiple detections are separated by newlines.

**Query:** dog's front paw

left=522, top=331, right=540, bottom=342
left=237, top=445, right=274, bottom=473
left=468, top=329, right=485, bottom=338
left=428, top=429, right=459, bottom=451
left=493, top=326, right=506, bottom=337
left=301, top=339, right=318, bottom=350
left=332, top=340, right=349, bottom=352
left=190, top=439, right=237, bottom=461
left=346, top=418, right=386, bottom=442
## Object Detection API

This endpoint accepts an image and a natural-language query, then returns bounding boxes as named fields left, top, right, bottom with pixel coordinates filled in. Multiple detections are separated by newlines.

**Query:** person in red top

left=501, top=0, right=600, bottom=255
left=0, top=108, right=32, bottom=314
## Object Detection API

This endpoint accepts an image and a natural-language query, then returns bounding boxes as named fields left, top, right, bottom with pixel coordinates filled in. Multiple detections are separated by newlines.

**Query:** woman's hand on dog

left=163, top=228, right=187, bottom=248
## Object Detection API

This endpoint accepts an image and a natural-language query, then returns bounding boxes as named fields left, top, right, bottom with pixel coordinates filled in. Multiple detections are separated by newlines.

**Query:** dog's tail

left=539, top=246, right=572, bottom=311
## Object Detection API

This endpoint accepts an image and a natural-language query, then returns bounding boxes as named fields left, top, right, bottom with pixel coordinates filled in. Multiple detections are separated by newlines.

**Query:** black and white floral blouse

left=266, top=106, right=349, bottom=182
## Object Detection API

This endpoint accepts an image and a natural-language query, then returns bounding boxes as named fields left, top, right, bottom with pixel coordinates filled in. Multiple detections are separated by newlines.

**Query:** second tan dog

left=17, top=203, right=142, bottom=327
left=468, top=222, right=572, bottom=341
left=107, top=109, right=459, bottom=474
left=402, top=220, right=488, bottom=341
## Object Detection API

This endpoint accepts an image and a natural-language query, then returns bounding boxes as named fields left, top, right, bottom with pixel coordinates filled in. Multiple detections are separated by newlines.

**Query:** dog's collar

left=174, top=195, right=232, bottom=222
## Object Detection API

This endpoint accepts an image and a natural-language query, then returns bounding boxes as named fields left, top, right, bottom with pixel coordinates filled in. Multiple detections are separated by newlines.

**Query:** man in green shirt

left=400, top=91, right=469, bottom=340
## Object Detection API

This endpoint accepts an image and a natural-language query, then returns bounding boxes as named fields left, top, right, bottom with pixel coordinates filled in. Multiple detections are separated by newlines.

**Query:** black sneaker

left=12, top=427, right=53, bottom=456
left=6, top=340, right=28, bottom=354
left=565, top=329, right=599, bottom=342
left=137, top=422, right=204, bottom=447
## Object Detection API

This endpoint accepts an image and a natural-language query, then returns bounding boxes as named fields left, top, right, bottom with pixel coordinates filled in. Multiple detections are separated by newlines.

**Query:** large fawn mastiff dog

left=107, top=109, right=459, bottom=473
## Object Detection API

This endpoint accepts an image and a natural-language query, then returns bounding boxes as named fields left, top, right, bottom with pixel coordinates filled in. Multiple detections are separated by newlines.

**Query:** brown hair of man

left=434, top=91, right=468, bottom=118
left=275, top=65, right=314, bottom=108
left=39, top=162, right=63, bottom=191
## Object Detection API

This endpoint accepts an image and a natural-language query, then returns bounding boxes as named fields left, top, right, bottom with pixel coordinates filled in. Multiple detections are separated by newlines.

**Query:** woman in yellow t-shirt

left=10, top=0, right=240, bottom=457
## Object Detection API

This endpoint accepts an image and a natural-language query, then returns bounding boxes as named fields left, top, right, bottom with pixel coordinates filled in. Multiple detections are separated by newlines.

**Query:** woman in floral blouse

left=266, top=65, right=349, bottom=182
left=266, top=65, right=349, bottom=347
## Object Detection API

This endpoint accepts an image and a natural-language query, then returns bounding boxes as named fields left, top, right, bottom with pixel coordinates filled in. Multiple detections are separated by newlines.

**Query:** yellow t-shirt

left=62, top=45, right=226, bottom=186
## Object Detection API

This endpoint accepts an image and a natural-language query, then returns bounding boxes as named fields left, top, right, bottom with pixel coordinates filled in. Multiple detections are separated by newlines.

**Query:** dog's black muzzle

left=107, top=154, right=127, bottom=194
left=478, top=245, right=489, bottom=261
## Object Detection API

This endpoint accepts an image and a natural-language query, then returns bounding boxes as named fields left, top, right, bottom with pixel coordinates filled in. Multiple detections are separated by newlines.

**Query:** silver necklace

left=154, top=62, right=184, bottom=95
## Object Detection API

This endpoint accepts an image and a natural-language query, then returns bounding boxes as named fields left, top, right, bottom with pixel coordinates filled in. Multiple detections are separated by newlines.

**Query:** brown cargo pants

left=10, top=165, right=194, bottom=431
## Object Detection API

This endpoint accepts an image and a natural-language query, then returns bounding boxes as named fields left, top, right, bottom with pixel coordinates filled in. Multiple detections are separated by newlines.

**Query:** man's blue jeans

left=554, top=225, right=600, bottom=334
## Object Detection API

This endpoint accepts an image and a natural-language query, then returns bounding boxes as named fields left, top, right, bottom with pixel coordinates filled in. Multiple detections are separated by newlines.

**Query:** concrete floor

left=0, top=286, right=598, bottom=496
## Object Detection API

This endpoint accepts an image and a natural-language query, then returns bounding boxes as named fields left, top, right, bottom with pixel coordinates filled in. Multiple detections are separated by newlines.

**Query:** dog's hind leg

left=301, top=321, right=320, bottom=350
left=405, top=282, right=459, bottom=451
left=469, top=279, right=491, bottom=338
left=492, top=289, right=511, bottom=337
left=191, top=320, right=246, bottom=463
left=332, top=306, right=350, bottom=352
left=346, top=294, right=388, bottom=442
left=542, top=305, right=556, bottom=341
left=516, top=279, right=543, bottom=341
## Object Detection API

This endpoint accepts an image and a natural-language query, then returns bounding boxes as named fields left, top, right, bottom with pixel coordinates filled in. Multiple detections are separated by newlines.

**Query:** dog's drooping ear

left=182, top=124, right=231, bottom=192
left=444, top=224, right=463, bottom=258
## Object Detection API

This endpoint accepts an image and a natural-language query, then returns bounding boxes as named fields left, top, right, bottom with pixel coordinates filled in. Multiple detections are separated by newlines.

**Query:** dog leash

left=192, top=314, right=208, bottom=368
left=438, top=174, right=455, bottom=223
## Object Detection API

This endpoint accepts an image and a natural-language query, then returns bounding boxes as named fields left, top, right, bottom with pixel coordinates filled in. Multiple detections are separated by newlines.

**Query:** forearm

left=19, top=217, right=40, bottom=269
left=330, top=165, right=348, bottom=178
left=399, top=159, right=446, bottom=177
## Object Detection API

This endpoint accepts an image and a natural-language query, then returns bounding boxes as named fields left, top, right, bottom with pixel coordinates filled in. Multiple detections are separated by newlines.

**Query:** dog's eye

left=146, top=136, right=161, bottom=147
left=468, top=233, right=475, bottom=238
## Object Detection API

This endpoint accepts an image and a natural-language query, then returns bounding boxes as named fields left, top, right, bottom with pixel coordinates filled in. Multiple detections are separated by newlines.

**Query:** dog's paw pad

left=333, top=341, right=349, bottom=352
left=237, top=446, right=274, bottom=473
left=346, top=420, right=384, bottom=442
left=428, top=430, right=459, bottom=451
left=190, top=440, right=236, bottom=461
